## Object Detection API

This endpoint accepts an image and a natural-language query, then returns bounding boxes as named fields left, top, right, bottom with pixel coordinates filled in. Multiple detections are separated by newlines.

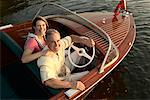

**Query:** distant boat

left=0, top=0, right=136, bottom=99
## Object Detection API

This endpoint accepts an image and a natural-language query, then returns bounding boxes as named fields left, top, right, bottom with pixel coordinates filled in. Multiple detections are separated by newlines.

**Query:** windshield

left=35, top=3, right=119, bottom=73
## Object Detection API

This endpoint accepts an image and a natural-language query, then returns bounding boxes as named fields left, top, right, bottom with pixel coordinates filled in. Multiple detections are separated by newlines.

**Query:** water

left=1, top=0, right=150, bottom=99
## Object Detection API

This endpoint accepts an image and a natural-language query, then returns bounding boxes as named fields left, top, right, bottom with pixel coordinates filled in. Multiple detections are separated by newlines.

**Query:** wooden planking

left=100, top=16, right=130, bottom=47
left=51, top=12, right=130, bottom=55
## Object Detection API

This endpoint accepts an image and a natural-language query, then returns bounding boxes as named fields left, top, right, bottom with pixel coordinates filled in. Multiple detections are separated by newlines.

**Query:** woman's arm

left=21, top=48, right=48, bottom=63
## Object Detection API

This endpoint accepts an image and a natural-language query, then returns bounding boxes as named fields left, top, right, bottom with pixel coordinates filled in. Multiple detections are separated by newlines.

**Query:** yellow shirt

left=37, top=36, right=72, bottom=82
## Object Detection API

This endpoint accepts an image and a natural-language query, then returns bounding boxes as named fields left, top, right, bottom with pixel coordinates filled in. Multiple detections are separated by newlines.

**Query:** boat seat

left=0, top=31, right=60, bottom=96
left=1, top=74, right=19, bottom=98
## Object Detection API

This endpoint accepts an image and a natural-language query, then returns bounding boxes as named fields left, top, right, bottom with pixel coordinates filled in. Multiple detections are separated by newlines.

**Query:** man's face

left=47, top=32, right=61, bottom=53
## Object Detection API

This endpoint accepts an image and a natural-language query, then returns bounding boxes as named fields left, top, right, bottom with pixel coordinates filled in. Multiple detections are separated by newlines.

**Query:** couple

left=21, top=16, right=95, bottom=91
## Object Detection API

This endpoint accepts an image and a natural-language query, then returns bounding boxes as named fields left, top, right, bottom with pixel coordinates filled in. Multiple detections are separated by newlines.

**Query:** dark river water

left=1, top=0, right=150, bottom=99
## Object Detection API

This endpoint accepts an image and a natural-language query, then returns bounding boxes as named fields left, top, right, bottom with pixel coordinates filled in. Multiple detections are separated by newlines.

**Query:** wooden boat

left=1, top=0, right=136, bottom=99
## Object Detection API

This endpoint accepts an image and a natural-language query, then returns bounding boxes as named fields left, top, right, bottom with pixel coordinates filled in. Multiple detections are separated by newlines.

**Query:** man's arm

left=70, top=35, right=95, bottom=47
left=44, top=78, right=85, bottom=91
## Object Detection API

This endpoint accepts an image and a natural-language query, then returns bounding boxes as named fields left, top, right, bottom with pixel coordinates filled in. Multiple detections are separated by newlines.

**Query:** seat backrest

left=0, top=31, right=60, bottom=96
left=0, top=31, right=41, bottom=79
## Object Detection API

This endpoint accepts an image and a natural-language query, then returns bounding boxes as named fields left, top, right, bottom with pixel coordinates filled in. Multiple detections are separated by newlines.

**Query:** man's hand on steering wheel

left=80, top=36, right=95, bottom=47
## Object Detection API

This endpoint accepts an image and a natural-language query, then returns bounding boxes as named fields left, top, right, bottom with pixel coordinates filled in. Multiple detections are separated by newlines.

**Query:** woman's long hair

left=32, top=16, right=49, bottom=33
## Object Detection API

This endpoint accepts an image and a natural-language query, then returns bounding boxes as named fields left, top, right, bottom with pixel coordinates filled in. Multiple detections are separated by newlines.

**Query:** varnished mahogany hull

left=1, top=12, right=136, bottom=99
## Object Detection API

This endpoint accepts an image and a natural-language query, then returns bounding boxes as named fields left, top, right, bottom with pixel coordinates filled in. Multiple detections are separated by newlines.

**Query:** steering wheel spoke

left=71, top=45, right=80, bottom=52
left=79, top=49, right=92, bottom=60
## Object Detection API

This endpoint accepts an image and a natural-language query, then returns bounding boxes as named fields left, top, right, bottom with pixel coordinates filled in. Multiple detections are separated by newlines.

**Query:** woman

left=21, top=16, right=49, bottom=63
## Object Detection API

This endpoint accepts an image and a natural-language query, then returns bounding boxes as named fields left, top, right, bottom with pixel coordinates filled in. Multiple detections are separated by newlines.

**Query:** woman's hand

left=40, top=49, right=49, bottom=56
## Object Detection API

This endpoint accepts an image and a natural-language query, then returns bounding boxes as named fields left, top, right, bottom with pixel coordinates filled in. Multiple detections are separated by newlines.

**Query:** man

left=37, top=29, right=95, bottom=91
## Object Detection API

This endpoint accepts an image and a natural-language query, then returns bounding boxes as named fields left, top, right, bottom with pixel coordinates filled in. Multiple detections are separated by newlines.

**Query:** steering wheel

left=68, top=42, right=95, bottom=68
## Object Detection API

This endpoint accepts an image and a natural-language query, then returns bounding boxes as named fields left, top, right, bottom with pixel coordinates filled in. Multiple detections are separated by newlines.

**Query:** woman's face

left=34, top=20, right=47, bottom=36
